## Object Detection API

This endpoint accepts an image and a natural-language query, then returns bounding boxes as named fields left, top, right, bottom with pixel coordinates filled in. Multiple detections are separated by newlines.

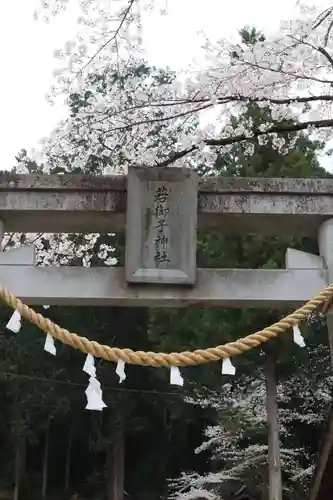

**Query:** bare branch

left=313, top=6, right=333, bottom=30
left=318, top=46, right=333, bottom=68
left=324, top=19, right=333, bottom=47
left=154, top=146, right=197, bottom=167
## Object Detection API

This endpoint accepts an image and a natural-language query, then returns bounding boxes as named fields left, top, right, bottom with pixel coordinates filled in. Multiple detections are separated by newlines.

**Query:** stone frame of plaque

left=125, top=166, right=197, bottom=285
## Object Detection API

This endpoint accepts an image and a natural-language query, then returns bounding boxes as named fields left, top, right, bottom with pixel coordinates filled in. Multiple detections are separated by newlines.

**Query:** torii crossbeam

left=0, top=167, right=332, bottom=309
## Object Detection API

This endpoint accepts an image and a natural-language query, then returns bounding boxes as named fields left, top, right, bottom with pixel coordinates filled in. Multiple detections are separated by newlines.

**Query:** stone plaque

left=125, top=166, right=197, bottom=284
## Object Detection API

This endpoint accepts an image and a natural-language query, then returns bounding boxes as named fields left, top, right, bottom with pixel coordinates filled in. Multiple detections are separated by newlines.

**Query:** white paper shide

left=85, top=376, right=107, bottom=411
left=83, top=353, right=96, bottom=377
left=116, top=360, right=126, bottom=383
left=293, top=325, right=306, bottom=348
left=170, top=366, right=184, bottom=387
left=44, top=334, right=56, bottom=356
left=6, top=310, right=22, bottom=333
left=222, top=357, right=236, bottom=375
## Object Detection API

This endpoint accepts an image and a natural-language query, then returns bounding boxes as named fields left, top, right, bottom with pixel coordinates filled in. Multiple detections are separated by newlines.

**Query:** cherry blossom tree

left=31, top=1, right=333, bottom=168
left=10, top=59, right=188, bottom=265
left=37, top=59, right=198, bottom=173
left=167, top=335, right=332, bottom=500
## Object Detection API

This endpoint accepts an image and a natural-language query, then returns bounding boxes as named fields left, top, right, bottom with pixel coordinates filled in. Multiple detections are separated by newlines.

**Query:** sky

left=0, top=0, right=330, bottom=170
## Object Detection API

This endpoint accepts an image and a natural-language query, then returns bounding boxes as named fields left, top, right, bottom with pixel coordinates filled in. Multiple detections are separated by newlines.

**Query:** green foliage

left=239, top=26, right=266, bottom=45
left=231, top=26, right=266, bottom=59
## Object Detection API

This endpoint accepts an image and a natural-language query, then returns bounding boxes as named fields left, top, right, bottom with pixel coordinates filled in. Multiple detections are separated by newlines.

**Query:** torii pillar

left=319, top=220, right=333, bottom=373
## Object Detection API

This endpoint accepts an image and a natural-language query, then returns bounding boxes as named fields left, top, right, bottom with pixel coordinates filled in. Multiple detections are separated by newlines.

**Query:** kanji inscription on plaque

left=125, top=166, right=197, bottom=284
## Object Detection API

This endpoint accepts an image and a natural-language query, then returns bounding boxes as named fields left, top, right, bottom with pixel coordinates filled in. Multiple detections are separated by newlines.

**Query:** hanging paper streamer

left=85, top=376, right=107, bottom=411
left=83, top=354, right=96, bottom=377
left=83, top=356, right=105, bottom=411
left=170, top=366, right=184, bottom=387
left=293, top=325, right=306, bottom=347
left=222, top=357, right=236, bottom=375
left=44, top=334, right=56, bottom=356
left=116, top=360, right=126, bottom=384
left=6, top=310, right=22, bottom=333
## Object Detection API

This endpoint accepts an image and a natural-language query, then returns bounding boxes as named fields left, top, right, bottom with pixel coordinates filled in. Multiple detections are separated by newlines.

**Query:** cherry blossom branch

left=214, top=94, right=333, bottom=105
left=156, top=118, right=333, bottom=167
left=69, top=0, right=136, bottom=85
left=206, top=118, right=333, bottom=146
left=79, top=93, right=333, bottom=138
left=286, top=33, right=333, bottom=69
left=75, top=94, right=333, bottom=137
left=237, top=58, right=333, bottom=85
left=102, top=103, right=211, bottom=135
left=91, top=93, right=333, bottom=114
left=148, top=94, right=333, bottom=107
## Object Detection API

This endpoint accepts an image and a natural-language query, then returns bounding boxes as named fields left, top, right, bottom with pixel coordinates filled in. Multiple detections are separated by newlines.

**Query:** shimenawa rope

left=1, top=284, right=333, bottom=367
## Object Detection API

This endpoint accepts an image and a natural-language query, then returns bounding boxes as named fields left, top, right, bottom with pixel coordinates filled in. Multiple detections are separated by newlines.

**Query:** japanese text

left=153, top=185, right=170, bottom=266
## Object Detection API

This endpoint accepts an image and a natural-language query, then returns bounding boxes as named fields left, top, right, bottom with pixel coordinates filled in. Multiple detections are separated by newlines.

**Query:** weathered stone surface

left=1, top=173, right=333, bottom=235
left=125, top=166, right=197, bottom=284
left=1, top=173, right=332, bottom=193
left=0, top=265, right=327, bottom=307
left=0, top=172, right=126, bottom=190
left=198, top=177, right=333, bottom=193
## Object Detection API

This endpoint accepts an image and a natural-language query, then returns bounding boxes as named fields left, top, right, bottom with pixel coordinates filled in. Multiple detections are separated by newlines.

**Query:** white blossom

left=28, top=2, right=333, bottom=167
left=170, top=340, right=332, bottom=499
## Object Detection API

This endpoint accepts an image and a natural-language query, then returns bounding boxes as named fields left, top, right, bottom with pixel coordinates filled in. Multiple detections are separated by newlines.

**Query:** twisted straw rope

left=1, top=284, right=333, bottom=367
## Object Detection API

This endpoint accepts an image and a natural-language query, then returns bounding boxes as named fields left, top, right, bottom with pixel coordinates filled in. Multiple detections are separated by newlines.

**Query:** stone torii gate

left=1, top=166, right=333, bottom=500
left=1, top=167, right=333, bottom=310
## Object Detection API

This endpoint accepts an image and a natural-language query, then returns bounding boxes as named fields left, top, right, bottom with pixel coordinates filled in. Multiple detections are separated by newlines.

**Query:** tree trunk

left=41, top=420, right=51, bottom=498
left=13, top=439, right=25, bottom=500
left=106, top=429, right=125, bottom=500
left=64, top=428, right=72, bottom=492
left=264, top=353, right=282, bottom=500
